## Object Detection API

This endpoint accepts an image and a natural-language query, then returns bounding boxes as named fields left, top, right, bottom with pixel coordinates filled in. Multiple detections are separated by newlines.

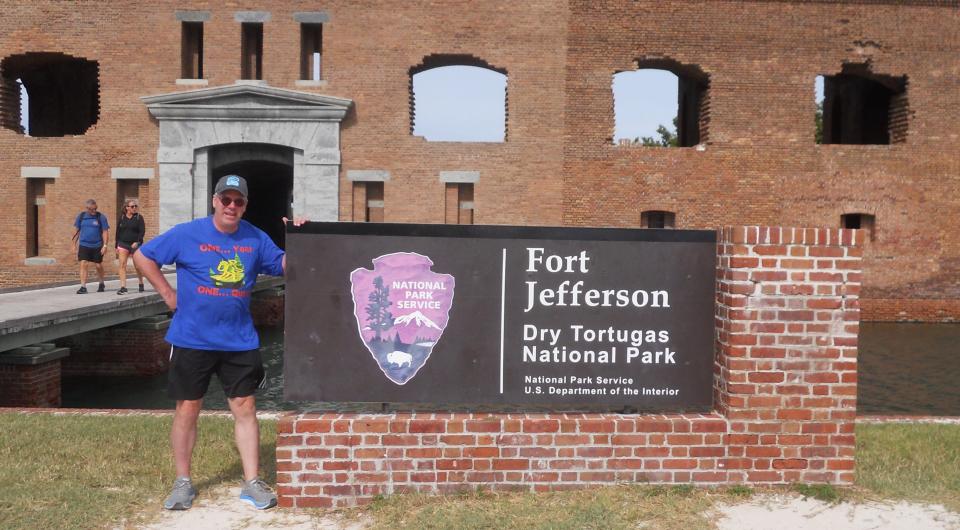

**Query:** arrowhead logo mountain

left=350, top=252, right=456, bottom=385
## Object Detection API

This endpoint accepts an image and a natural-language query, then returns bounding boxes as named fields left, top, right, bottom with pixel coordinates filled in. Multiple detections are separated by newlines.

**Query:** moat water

left=61, top=322, right=960, bottom=416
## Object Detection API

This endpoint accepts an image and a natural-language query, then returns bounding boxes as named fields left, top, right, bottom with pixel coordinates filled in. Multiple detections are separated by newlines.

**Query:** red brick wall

left=251, top=291, right=285, bottom=327
left=1, top=1, right=954, bottom=318
left=860, top=298, right=960, bottom=322
left=276, top=413, right=729, bottom=508
left=714, top=226, right=859, bottom=484
left=58, top=326, right=169, bottom=377
left=276, top=226, right=860, bottom=507
left=0, top=362, right=61, bottom=407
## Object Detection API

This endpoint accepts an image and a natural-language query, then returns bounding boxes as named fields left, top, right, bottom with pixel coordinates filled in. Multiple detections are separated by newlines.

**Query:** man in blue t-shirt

left=135, top=174, right=305, bottom=511
left=72, top=198, right=110, bottom=294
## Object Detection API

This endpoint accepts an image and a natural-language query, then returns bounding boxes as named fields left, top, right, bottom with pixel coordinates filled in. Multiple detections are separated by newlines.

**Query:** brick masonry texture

left=0, top=362, right=61, bottom=407
left=250, top=291, right=285, bottom=327
left=0, top=1, right=956, bottom=320
left=276, top=226, right=861, bottom=506
left=57, top=326, right=169, bottom=377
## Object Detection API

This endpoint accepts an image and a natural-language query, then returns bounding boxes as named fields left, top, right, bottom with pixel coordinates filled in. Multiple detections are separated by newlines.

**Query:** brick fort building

left=1, top=0, right=958, bottom=321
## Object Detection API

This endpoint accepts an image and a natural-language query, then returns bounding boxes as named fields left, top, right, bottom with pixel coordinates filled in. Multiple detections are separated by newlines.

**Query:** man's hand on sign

left=282, top=216, right=310, bottom=227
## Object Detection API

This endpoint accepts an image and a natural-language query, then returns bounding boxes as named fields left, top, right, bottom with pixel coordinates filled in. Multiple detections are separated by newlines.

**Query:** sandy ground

left=138, top=487, right=369, bottom=530
left=715, top=494, right=960, bottom=530
left=137, top=490, right=960, bottom=530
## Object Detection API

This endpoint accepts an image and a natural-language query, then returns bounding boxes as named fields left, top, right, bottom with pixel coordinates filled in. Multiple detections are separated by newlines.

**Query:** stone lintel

left=347, top=170, right=390, bottom=182
left=111, top=167, right=155, bottom=180
left=20, top=166, right=60, bottom=179
left=235, top=11, right=271, bottom=23
left=24, top=257, right=56, bottom=266
left=440, top=171, right=480, bottom=183
left=176, top=10, right=210, bottom=22
left=294, top=12, right=329, bottom=24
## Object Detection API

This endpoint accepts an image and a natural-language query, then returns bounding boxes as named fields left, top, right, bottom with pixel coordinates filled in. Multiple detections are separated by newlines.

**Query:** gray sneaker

left=163, top=477, right=197, bottom=510
left=239, top=477, right=277, bottom=510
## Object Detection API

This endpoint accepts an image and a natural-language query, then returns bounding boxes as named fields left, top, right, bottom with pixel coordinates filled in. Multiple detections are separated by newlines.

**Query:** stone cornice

left=142, top=83, right=352, bottom=121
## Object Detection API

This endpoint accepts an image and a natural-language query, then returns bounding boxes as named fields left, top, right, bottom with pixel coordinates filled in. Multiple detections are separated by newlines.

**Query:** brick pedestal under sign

left=277, top=226, right=862, bottom=507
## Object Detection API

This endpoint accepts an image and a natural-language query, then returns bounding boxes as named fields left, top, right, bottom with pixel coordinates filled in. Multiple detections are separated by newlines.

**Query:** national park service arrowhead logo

left=350, top=253, right=455, bottom=385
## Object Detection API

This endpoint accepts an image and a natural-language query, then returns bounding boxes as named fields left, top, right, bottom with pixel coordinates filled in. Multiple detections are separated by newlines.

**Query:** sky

left=412, top=66, right=508, bottom=142
left=18, top=79, right=28, bottom=135
left=612, top=69, right=679, bottom=142
left=412, top=66, right=683, bottom=143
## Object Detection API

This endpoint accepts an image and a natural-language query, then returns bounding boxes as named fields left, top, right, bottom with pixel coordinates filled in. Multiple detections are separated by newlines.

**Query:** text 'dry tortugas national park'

left=0, top=0, right=957, bottom=511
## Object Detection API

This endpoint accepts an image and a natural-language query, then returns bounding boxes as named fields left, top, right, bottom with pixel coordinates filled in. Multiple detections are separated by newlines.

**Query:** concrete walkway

left=0, top=272, right=283, bottom=352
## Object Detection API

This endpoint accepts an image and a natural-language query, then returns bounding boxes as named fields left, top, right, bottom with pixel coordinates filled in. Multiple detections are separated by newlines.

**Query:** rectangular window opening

left=300, top=23, right=322, bottom=81
left=842, top=213, right=876, bottom=241
left=365, top=182, right=384, bottom=223
left=241, top=23, right=263, bottom=80
left=458, top=183, right=474, bottom=225
left=25, top=179, right=51, bottom=257
left=820, top=67, right=907, bottom=145
left=181, top=22, right=204, bottom=79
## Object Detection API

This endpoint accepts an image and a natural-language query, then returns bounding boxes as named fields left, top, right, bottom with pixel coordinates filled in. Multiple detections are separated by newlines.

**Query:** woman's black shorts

left=167, top=346, right=265, bottom=400
left=116, top=241, right=137, bottom=252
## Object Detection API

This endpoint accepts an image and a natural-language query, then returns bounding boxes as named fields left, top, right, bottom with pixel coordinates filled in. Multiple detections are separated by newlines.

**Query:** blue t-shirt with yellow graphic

left=139, top=216, right=284, bottom=351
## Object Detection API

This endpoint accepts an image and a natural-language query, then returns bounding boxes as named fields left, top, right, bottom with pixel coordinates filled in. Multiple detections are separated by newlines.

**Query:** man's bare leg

left=172, top=399, right=203, bottom=478
left=227, top=395, right=260, bottom=481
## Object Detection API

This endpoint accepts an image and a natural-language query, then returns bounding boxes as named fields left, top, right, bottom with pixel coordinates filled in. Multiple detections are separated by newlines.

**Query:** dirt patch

left=716, top=493, right=960, bottom=530
left=137, top=486, right=369, bottom=530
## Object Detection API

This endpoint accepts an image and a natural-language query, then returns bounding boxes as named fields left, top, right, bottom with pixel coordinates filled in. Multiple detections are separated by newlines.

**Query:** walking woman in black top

left=116, top=199, right=146, bottom=294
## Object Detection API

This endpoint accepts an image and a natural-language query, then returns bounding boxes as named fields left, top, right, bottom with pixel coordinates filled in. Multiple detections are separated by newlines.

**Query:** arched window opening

left=613, top=58, right=709, bottom=147
left=1, top=52, right=100, bottom=137
left=410, top=55, right=507, bottom=142
left=641, top=210, right=676, bottom=229
left=819, top=64, right=907, bottom=145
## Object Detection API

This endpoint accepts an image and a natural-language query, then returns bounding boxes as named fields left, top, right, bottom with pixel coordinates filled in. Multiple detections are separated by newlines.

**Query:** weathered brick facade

left=0, top=1, right=957, bottom=320
left=276, top=226, right=860, bottom=506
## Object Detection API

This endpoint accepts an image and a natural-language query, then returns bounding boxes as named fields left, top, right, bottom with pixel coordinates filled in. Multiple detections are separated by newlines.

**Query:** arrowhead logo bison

left=350, top=253, right=455, bottom=385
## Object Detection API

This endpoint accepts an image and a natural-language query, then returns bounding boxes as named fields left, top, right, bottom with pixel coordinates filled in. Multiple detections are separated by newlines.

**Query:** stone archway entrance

left=142, top=83, right=352, bottom=233
left=209, top=143, right=293, bottom=248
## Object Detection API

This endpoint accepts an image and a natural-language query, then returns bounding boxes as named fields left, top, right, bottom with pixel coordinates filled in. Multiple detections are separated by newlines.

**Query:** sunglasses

left=127, top=205, right=138, bottom=209
left=218, top=195, right=247, bottom=208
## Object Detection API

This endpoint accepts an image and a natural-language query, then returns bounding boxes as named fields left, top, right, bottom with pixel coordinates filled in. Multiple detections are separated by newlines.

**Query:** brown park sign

left=284, top=223, right=716, bottom=411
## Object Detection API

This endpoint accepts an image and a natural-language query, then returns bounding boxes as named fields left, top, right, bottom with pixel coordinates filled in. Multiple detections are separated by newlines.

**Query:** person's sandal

left=97, top=283, right=106, bottom=293
left=139, top=283, right=145, bottom=292
left=117, top=287, right=128, bottom=295
left=76, top=286, right=87, bottom=294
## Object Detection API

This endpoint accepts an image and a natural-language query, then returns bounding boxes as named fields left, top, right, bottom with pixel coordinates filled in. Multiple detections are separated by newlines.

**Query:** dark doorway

left=209, top=144, right=293, bottom=249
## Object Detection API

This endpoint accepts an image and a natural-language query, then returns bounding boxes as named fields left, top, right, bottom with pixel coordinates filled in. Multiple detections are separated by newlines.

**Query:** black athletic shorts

left=167, top=346, right=266, bottom=400
left=77, top=245, right=104, bottom=263
left=116, top=241, right=137, bottom=252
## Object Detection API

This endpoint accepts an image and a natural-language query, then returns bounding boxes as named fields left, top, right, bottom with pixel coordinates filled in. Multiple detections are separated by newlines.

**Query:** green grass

left=856, top=423, right=960, bottom=511
left=0, top=413, right=276, bottom=530
left=792, top=483, right=842, bottom=503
